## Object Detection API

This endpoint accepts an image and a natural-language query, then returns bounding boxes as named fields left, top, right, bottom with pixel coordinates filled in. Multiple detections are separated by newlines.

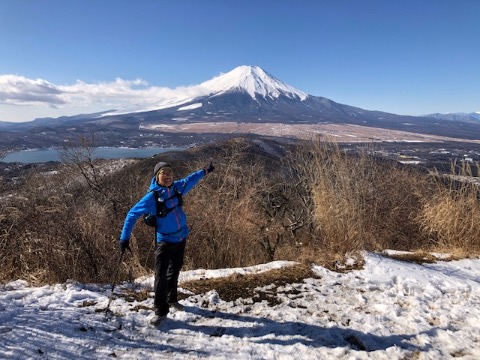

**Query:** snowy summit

left=200, top=65, right=308, bottom=101
left=100, top=65, right=308, bottom=117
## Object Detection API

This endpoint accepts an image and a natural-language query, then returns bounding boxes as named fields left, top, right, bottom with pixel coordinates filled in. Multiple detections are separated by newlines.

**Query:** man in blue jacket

left=120, top=161, right=214, bottom=325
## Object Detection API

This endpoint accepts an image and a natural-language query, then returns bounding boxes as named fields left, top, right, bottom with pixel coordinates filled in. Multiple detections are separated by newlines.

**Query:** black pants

left=153, top=239, right=186, bottom=316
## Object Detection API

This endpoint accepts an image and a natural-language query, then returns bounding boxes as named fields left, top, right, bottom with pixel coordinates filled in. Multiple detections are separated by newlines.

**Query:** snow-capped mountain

left=3, top=66, right=480, bottom=141
left=87, top=65, right=368, bottom=126
left=100, top=65, right=309, bottom=117
left=425, top=112, right=480, bottom=123
left=199, top=65, right=308, bottom=101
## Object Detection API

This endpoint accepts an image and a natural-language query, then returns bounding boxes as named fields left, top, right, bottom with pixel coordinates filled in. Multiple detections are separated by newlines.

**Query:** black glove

left=206, top=162, right=215, bottom=174
left=120, top=239, right=130, bottom=254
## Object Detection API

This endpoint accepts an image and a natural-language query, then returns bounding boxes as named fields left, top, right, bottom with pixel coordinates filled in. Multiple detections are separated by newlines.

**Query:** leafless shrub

left=2, top=136, right=479, bottom=285
left=183, top=140, right=270, bottom=269
left=59, top=134, right=124, bottom=214
left=0, top=140, right=150, bottom=284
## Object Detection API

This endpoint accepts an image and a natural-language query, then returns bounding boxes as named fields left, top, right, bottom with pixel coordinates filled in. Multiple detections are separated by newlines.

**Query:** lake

left=2, top=147, right=181, bottom=163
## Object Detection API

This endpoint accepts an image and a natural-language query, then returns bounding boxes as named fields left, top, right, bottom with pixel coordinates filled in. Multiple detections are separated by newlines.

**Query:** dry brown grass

left=417, top=162, right=480, bottom=255
left=1, top=136, right=479, bottom=286
left=381, top=251, right=460, bottom=264
left=183, top=139, right=279, bottom=269
left=288, top=138, right=431, bottom=259
left=0, top=152, right=151, bottom=284
left=179, top=263, right=319, bottom=303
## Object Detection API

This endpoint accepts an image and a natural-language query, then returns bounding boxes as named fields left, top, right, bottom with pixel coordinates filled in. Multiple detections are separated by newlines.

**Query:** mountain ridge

left=424, top=112, right=480, bottom=123
left=1, top=66, right=480, bottom=145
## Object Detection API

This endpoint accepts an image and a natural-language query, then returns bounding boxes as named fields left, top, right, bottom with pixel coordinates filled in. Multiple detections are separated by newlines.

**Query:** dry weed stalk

left=418, top=161, right=480, bottom=254
left=289, top=137, right=429, bottom=259
left=185, top=143, right=267, bottom=269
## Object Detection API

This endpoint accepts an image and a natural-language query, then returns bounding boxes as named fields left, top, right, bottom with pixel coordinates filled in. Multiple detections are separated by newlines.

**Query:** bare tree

left=59, top=133, right=122, bottom=214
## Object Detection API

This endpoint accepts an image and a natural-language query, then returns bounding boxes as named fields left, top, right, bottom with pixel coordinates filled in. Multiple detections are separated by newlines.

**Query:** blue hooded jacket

left=120, top=169, right=205, bottom=243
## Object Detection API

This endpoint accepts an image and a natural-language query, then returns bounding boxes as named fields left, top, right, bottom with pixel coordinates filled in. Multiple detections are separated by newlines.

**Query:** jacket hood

left=149, top=176, right=177, bottom=192
left=149, top=177, right=166, bottom=192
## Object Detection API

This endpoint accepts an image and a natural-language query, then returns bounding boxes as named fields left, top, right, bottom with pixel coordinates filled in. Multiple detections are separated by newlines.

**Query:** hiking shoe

left=169, top=302, right=185, bottom=311
left=150, top=314, right=167, bottom=326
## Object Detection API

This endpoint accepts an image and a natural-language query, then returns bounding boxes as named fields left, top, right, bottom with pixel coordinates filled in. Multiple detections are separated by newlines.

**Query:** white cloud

left=0, top=75, right=65, bottom=106
left=0, top=74, right=212, bottom=122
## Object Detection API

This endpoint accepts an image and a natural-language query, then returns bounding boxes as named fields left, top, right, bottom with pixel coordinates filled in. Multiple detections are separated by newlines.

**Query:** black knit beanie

left=153, top=162, right=171, bottom=177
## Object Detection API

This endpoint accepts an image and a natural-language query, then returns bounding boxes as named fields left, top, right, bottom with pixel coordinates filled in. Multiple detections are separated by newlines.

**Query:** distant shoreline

left=2, top=146, right=183, bottom=164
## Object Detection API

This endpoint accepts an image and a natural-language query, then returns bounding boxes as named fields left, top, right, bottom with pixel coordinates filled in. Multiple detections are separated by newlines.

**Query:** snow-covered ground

left=1, top=252, right=479, bottom=359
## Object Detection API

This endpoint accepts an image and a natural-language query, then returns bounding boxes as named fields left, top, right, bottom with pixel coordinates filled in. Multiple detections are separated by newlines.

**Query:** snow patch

left=178, top=103, right=203, bottom=111
left=1, top=253, right=479, bottom=359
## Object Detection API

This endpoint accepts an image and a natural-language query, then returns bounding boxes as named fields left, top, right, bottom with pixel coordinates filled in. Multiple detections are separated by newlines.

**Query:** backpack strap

left=174, top=187, right=183, bottom=207
left=152, top=186, right=183, bottom=218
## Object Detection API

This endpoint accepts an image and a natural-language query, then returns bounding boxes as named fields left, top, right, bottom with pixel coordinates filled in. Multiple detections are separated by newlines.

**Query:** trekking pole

left=104, top=250, right=125, bottom=315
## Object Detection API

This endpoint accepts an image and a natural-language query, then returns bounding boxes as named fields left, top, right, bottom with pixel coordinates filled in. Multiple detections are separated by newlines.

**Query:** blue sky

left=0, top=0, right=479, bottom=122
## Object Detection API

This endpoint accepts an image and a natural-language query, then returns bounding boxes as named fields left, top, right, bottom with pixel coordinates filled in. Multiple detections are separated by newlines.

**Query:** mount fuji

left=2, top=66, right=480, bottom=145
left=88, top=65, right=479, bottom=140
left=98, top=65, right=339, bottom=122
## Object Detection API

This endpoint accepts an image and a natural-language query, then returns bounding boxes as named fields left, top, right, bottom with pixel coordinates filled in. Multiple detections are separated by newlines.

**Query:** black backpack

left=143, top=187, right=183, bottom=227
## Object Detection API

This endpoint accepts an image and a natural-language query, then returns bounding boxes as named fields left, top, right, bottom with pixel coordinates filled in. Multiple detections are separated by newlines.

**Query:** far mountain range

left=423, top=112, right=480, bottom=124
left=1, top=66, right=479, bottom=150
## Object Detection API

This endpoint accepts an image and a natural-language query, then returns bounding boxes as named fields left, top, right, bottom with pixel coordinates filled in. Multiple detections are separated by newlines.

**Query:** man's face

left=157, top=167, right=173, bottom=187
